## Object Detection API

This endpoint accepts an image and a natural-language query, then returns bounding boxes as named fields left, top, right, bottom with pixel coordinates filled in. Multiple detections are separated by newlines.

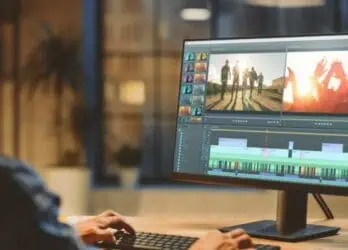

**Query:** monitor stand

left=219, top=190, right=340, bottom=242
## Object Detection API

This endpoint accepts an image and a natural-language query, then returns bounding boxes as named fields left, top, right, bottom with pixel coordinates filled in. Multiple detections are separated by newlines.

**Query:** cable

left=312, top=193, right=334, bottom=220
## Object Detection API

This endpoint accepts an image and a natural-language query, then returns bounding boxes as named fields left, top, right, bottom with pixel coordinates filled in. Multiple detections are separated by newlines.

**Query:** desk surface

left=126, top=216, right=348, bottom=250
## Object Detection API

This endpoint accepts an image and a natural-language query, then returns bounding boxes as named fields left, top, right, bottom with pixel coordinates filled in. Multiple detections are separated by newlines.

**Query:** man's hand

left=74, top=210, right=135, bottom=245
left=190, top=229, right=255, bottom=250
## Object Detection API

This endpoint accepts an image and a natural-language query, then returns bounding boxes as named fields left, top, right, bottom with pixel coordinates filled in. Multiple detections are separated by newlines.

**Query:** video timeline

left=207, top=128, right=348, bottom=185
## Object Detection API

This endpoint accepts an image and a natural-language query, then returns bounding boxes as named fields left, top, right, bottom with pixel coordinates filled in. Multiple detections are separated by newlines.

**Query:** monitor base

left=219, top=220, right=340, bottom=242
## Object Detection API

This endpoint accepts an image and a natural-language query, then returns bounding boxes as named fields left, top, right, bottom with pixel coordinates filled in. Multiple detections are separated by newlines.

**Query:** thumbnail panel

left=284, top=51, right=348, bottom=114
left=184, top=52, right=196, bottom=62
left=196, top=52, right=208, bottom=61
left=194, top=73, right=207, bottom=84
left=179, top=106, right=191, bottom=116
left=206, top=53, right=286, bottom=112
left=192, top=106, right=203, bottom=117
left=183, top=63, right=195, bottom=73
left=193, top=84, right=206, bottom=95
left=195, top=62, right=208, bottom=73
left=183, top=73, right=194, bottom=83
left=181, top=84, right=193, bottom=95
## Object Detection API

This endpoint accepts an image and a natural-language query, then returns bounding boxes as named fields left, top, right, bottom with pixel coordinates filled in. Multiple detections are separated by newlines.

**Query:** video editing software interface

left=174, top=35, right=348, bottom=188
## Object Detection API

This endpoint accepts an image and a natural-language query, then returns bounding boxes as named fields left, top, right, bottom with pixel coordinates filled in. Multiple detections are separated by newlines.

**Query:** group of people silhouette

left=220, top=60, right=264, bottom=100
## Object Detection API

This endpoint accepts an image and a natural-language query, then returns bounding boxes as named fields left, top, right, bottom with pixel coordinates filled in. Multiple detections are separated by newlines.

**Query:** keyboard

left=95, top=231, right=281, bottom=250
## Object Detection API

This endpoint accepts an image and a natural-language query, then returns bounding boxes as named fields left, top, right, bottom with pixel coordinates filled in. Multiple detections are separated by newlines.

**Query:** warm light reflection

left=119, top=80, right=145, bottom=106
left=227, top=57, right=248, bottom=86
left=295, top=75, right=312, bottom=97
left=328, top=77, right=341, bottom=92
left=283, top=82, right=293, bottom=103
left=284, top=58, right=320, bottom=103
left=180, top=8, right=211, bottom=21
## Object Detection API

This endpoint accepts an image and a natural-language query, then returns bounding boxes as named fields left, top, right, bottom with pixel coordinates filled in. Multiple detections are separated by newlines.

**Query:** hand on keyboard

left=95, top=230, right=280, bottom=250
left=96, top=229, right=255, bottom=250
left=190, top=229, right=255, bottom=250
left=75, top=210, right=135, bottom=245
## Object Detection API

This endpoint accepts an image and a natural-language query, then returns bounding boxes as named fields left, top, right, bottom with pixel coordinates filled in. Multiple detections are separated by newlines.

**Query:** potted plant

left=23, top=25, right=89, bottom=215
left=111, top=144, right=142, bottom=188
left=23, top=25, right=84, bottom=158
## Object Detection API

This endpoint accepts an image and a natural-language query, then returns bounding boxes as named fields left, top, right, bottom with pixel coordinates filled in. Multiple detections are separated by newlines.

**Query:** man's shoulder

left=0, top=156, right=44, bottom=217
left=0, top=155, right=46, bottom=202
left=0, top=156, right=30, bottom=179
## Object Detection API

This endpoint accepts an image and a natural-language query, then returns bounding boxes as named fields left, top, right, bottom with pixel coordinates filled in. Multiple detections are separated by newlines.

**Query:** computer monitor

left=172, top=34, right=348, bottom=242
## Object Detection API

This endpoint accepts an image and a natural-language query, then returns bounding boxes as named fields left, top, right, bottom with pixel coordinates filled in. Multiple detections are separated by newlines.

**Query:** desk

left=125, top=216, right=348, bottom=250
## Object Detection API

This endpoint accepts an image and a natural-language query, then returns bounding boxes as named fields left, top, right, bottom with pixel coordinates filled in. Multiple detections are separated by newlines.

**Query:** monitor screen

left=173, top=35, right=348, bottom=191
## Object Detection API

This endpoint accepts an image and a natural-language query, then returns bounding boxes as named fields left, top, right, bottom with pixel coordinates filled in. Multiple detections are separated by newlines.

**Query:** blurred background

left=1, top=0, right=348, bottom=216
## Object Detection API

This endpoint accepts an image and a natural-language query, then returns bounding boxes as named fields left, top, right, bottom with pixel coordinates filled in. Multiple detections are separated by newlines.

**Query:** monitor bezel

left=172, top=33, right=348, bottom=196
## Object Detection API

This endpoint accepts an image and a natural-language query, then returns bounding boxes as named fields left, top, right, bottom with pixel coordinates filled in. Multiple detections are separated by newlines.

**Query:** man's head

left=252, top=67, right=255, bottom=71
left=225, top=59, right=229, bottom=65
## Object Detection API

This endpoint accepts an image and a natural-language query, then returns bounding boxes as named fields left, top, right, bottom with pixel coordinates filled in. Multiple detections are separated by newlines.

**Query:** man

left=249, top=67, right=258, bottom=98
left=232, top=61, right=240, bottom=99
left=0, top=156, right=254, bottom=250
left=221, top=60, right=231, bottom=100
left=258, top=72, right=264, bottom=96
left=242, top=68, right=249, bottom=99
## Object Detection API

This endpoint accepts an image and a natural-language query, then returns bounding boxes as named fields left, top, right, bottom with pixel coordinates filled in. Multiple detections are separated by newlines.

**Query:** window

left=121, top=0, right=142, bottom=14
left=102, top=0, right=211, bottom=185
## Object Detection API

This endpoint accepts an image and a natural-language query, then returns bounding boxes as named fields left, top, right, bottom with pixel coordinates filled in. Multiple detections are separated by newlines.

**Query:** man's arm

left=12, top=162, right=91, bottom=250
left=72, top=213, right=255, bottom=250
left=2, top=156, right=254, bottom=250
